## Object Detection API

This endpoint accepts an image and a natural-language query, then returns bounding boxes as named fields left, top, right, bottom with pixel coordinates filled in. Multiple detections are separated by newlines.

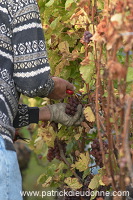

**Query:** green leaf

left=58, top=41, right=70, bottom=54
left=65, top=0, right=75, bottom=10
left=42, top=176, right=52, bottom=188
left=88, top=174, right=101, bottom=190
left=90, top=191, right=97, bottom=200
left=71, top=152, right=90, bottom=172
left=45, top=0, right=55, bottom=7
left=50, top=17, right=60, bottom=30
left=37, top=173, right=46, bottom=185
left=64, top=177, right=83, bottom=190
left=127, top=67, right=133, bottom=83
left=80, top=64, right=94, bottom=83
left=82, top=168, right=90, bottom=179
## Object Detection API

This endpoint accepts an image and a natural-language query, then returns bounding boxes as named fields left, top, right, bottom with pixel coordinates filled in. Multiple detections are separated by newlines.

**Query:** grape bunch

left=47, top=139, right=66, bottom=162
left=90, top=139, right=108, bottom=167
left=83, top=31, right=93, bottom=43
left=65, top=96, right=79, bottom=116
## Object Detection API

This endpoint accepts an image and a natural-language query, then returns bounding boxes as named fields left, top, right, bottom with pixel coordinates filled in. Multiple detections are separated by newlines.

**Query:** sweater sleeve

left=9, top=0, right=54, bottom=97
left=13, top=104, right=39, bottom=128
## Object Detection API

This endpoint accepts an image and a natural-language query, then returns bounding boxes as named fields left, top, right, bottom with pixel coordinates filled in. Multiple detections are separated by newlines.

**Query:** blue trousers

left=0, top=136, right=23, bottom=200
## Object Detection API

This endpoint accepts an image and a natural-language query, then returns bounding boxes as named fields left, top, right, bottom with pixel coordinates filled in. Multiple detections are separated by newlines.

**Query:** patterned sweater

left=0, top=0, right=54, bottom=150
left=13, top=104, right=39, bottom=128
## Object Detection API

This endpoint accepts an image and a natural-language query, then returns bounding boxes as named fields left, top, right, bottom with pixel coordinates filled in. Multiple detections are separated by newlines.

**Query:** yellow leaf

left=42, top=176, right=52, bottom=188
left=80, top=46, right=85, bottom=53
left=111, top=13, right=122, bottom=29
left=79, top=84, right=87, bottom=94
left=38, top=126, right=56, bottom=147
left=99, top=179, right=105, bottom=186
left=71, top=49, right=79, bottom=60
left=34, top=136, right=44, bottom=150
left=28, top=98, right=37, bottom=107
left=58, top=41, right=69, bottom=54
left=65, top=0, right=75, bottom=10
left=74, top=133, right=81, bottom=140
left=83, top=106, right=95, bottom=122
left=71, top=152, right=90, bottom=172
left=88, top=174, right=101, bottom=190
left=64, top=177, right=83, bottom=190
left=54, top=60, right=68, bottom=76
left=41, top=98, right=50, bottom=105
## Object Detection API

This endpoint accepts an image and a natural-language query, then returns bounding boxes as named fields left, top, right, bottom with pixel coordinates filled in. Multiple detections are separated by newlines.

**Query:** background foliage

left=18, top=0, right=133, bottom=200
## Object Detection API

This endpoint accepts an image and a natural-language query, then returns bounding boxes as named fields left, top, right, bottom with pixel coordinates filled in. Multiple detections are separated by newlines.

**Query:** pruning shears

left=66, top=89, right=74, bottom=95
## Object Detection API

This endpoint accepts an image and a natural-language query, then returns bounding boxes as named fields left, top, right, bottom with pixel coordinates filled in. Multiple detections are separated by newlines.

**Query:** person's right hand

left=46, top=103, right=84, bottom=126
left=47, top=77, right=75, bottom=100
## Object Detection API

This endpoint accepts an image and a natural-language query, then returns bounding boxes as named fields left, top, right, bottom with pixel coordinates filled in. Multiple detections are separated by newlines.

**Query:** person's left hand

left=46, top=103, right=84, bottom=126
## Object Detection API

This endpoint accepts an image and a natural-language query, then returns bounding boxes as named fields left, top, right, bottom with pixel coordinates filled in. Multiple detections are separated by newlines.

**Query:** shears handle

left=66, top=89, right=74, bottom=95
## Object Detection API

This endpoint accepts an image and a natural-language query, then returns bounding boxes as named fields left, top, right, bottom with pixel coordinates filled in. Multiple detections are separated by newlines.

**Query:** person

left=0, top=0, right=83, bottom=200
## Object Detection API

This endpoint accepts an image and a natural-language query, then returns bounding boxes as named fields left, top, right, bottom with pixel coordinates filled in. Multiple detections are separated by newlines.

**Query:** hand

left=47, top=77, right=75, bottom=100
left=46, top=103, right=84, bottom=126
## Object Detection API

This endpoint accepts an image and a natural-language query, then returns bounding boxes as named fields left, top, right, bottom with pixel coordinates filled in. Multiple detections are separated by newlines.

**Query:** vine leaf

left=64, top=177, right=83, bottom=190
left=42, top=176, right=52, bottom=188
left=88, top=174, right=101, bottom=190
left=82, top=168, right=90, bottom=179
left=58, top=41, right=70, bottom=54
left=38, top=126, right=56, bottom=147
left=80, top=56, right=89, bottom=66
left=50, top=17, right=60, bottom=30
left=54, top=60, right=69, bottom=76
left=83, top=106, right=95, bottom=122
left=127, top=67, right=133, bottom=83
left=34, top=136, right=45, bottom=151
left=65, top=0, right=75, bottom=10
left=110, top=13, right=123, bottom=28
left=45, top=0, right=55, bottom=7
left=71, top=152, right=90, bottom=172
left=74, top=133, right=81, bottom=140
left=80, top=64, right=94, bottom=83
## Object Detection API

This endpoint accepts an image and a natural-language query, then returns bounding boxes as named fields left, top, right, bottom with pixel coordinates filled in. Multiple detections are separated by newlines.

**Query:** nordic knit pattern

left=13, top=104, right=39, bottom=128
left=0, top=0, right=54, bottom=150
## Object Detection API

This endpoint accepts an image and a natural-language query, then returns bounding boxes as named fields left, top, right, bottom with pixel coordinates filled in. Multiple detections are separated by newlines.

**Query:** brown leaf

left=71, top=49, right=79, bottom=61
left=80, top=56, right=90, bottom=66
left=81, top=121, right=90, bottom=132
left=107, top=60, right=126, bottom=80
left=91, top=32, right=106, bottom=43
left=54, top=60, right=69, bottom=76
left=70, top=9, right=84, bottom=20
left=97, top=17, right=107, bottom=35
left=116, top=1, right=124, bottom=13
left=102, top=175, right=112, bottom=186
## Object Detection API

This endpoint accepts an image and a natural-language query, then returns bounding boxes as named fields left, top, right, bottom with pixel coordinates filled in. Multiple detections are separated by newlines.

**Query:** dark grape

left=90, top=139, right=108, bottom=168
left=65, top=96, right=79, bottom=116
left=83, top=31, right=93, bottom=43
left=47, top=139, right=66, bottom=162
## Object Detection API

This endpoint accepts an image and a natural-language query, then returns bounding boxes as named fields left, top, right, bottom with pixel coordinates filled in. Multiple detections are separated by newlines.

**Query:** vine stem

left=57, top=139, right=83, bottom=184
left=123, top=96, right=133, bottom=184
left=50, top=122, right=83, bottom=184
left=95, top=44, right=107, bottom=172
left=106, top=78, right=117, bottom=191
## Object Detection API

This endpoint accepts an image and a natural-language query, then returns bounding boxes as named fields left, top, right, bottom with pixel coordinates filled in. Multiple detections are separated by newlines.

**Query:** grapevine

left=90, top=139, right=108, bottom=168
left=19, top=0, right=133, bottom=199
left=47, top=138, right=66, bottom=162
